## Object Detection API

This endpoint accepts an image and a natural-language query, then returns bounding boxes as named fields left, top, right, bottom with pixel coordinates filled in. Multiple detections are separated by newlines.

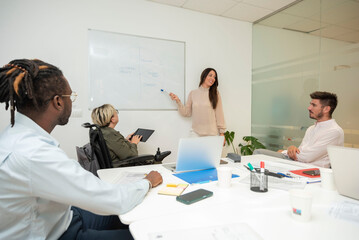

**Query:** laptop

left=328, top=145, right=359, bottom=200
left=163, top=136, right=224, bottom=173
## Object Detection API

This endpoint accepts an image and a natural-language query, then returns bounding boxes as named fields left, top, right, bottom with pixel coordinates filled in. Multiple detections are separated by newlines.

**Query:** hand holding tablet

left=129, top=128, right=155, bottom=142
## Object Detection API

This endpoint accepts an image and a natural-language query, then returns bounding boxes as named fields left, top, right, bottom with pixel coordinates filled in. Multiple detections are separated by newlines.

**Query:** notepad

left=158, top=183, right=189, bottom=196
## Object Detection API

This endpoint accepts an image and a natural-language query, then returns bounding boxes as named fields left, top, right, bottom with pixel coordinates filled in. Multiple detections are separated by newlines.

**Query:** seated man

left=91, top=104, right=142, bottom=167
left=254, top=91, right=344, bottom=168
left=0, top=59, right=162, bottom=239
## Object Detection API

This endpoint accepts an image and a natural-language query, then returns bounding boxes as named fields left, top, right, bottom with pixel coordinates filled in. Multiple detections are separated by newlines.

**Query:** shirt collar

left=315, top=119, right=335, bottom=127
left=15, top=112, right=60, bottom=147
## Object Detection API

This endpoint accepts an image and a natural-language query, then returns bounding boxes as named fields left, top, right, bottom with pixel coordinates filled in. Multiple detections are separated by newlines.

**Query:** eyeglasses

left=61, top=91, right=77, bottom=102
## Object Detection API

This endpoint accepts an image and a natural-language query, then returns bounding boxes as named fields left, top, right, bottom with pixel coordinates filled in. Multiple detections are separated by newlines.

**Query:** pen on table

left=277, top=172, right=293, bottom=178
left=307, top=180, right=321, bottom=184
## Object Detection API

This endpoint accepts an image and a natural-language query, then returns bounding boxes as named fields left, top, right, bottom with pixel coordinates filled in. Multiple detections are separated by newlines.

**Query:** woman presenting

left=169, top=68, right=226, bottom=137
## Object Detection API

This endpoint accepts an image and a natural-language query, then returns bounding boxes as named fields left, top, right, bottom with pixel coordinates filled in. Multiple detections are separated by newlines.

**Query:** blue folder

left=173, top=168, right=239, bottom=184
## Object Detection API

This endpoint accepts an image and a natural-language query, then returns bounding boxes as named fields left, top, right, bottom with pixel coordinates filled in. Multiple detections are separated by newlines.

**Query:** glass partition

left=252, top=0, right=359, bottom=150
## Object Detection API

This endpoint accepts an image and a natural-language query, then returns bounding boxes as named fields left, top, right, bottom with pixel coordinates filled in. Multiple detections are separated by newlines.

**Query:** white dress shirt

left=282, top=119, right=344, bottom=168
left=0, top=113, right=150, bottom=240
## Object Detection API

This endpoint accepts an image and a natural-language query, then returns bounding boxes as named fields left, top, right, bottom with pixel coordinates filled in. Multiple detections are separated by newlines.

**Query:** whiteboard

left=88, top=29, right=185, bottom=110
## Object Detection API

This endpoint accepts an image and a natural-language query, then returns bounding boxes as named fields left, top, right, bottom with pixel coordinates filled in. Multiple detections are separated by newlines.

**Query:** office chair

left=77, top=123, right=171, bottom=176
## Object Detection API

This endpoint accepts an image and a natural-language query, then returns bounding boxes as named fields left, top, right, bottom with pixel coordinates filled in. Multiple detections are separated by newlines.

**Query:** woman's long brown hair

left=198, top=68, right=218, bottom=109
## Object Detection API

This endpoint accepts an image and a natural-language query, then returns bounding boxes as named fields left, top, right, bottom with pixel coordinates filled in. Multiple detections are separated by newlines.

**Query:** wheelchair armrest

left=154, top=151, right=171, bottom=163
left=132, top=154, right=155, bottom=162
left=116, top=154, right=155, bottom=167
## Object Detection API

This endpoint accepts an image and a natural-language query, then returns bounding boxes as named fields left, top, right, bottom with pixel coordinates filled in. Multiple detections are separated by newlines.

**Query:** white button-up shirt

left=283, top=119, right=344, bottom=167
left=0, top=113, right=150, bottom=239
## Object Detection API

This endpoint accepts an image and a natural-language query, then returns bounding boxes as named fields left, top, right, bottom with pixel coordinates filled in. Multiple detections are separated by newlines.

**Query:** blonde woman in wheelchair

left=91, top=104, right=142, bottom=167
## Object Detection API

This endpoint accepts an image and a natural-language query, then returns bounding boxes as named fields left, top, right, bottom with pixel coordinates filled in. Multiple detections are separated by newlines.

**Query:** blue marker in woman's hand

left=160, top=89, right=169, bottom=94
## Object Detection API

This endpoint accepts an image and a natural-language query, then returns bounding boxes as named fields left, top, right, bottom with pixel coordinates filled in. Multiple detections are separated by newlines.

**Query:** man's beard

left=309, top=110, right=323, bottom=120
left=58, top=110, right=70, bottom=125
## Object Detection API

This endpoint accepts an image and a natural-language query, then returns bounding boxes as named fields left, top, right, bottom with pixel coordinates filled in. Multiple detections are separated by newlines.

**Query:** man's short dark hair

left=310, top=91, right=338, bottom=117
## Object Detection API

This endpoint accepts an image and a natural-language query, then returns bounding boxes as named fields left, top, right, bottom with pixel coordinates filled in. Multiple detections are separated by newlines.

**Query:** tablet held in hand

left=130, top=128, right=155, bottom=142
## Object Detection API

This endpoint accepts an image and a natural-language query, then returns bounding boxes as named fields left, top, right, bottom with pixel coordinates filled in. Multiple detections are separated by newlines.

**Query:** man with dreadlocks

left=0, top=59, right=162, bottom=239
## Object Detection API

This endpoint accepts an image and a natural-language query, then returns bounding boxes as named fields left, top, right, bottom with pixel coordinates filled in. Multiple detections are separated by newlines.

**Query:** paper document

left=148, top=223, right=263, bottom=240
left=329, top=201, right=359, bottom=223
left=110, top=172, right=146, bottom=184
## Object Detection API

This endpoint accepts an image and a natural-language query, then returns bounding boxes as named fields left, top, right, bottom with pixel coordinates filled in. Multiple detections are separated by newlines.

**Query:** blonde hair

left=91, top=104, right=117, bottom=127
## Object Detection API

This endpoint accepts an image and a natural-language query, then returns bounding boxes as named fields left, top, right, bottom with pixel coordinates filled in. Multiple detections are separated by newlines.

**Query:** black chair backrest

left=76, top=143, right=101, bottom=177
left=82, top=123, right=113, bottom=169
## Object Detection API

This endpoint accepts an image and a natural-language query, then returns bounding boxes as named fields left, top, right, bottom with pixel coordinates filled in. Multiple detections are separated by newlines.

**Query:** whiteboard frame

left=88, top=29, right=186, bottom=111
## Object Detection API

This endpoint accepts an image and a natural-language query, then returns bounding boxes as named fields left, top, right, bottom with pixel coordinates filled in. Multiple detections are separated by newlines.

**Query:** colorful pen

left=247, top=162, right=261, bottom=181
left=247, top=163, right=255, bottom=172
left=260, top=161, right=265, bottom=191
left=277, top=172, right=293, bottom=178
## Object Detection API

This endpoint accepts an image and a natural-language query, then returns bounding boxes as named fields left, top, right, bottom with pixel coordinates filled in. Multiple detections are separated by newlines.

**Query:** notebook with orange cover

left=158, top=183, right=189, bottom=196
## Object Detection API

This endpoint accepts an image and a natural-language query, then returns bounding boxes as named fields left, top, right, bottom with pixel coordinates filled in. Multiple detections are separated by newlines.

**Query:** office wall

left=252, top=25, right=359, bottom=149
left=0, top=0, right=252, bottom=161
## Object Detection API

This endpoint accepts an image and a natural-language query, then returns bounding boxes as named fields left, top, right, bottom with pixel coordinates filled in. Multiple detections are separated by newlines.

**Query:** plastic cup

left=320, top=168, right=336, bottom=190
left=217, top=166, right=232, bottom=188
left=289, top=189, right=313, bottom=222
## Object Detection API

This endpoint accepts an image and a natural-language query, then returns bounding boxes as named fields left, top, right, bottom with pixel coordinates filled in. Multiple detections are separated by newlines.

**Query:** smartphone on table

left=303, top=169, right=320, bottom=176
left=176, top=189, right=213, bottom=205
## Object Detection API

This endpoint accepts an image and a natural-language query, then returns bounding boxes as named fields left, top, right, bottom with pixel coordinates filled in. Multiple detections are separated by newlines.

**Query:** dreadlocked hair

left=0, top=59, right=65, bottom=126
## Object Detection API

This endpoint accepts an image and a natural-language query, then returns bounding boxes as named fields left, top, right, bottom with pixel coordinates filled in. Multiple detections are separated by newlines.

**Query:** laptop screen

left=175, top=136, right=224, bottom=173
left=328, top=145, right=359, bottom=200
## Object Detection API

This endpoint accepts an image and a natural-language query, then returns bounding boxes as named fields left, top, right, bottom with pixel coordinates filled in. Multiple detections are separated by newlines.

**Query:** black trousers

left=58, top=207, right=134, bottom=240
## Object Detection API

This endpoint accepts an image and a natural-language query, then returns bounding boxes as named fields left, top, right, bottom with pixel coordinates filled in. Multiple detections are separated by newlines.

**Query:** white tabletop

left=98, top=155, right=359, bottom=240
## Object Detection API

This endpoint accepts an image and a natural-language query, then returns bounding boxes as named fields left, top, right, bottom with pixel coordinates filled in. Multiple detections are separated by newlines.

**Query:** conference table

left=98, top=154, right=359, bottom=240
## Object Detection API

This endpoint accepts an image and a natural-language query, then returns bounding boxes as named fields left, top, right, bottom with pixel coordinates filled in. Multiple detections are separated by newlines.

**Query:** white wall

left=0, top=0, right=252, bottom=161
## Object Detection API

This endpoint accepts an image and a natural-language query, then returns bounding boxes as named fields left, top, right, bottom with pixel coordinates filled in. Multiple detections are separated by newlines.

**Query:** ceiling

left=148, top=0, right=359, bottom=43
left=148, top=0, right=298, bottom=22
